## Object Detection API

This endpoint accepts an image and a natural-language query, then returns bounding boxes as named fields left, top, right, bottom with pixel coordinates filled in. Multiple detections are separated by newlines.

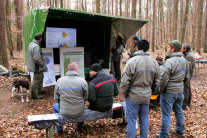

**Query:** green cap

left=168, top=40, right=182, bottom=51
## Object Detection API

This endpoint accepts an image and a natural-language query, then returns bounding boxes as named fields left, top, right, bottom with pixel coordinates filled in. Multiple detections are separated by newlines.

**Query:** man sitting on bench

left=53, top=62, right=88, bottom=136
left=77, top=63, right=119, bottom=129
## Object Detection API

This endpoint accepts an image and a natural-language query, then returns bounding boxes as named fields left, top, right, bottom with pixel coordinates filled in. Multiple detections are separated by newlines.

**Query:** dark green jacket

left=88, top=71, right=119, bottom=112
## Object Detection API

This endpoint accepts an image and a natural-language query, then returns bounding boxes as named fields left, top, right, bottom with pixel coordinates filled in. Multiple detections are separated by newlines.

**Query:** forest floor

left=0, top=50, right=207, bottom=137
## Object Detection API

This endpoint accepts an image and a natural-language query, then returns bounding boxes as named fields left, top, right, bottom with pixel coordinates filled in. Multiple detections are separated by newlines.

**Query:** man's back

left=160, top=52, right=190, bottom=93
left=54, top=71, right=88, bottom=118
left=121, top=50, right=160, bottom=104
left=88, top=71, right=119, bottom=112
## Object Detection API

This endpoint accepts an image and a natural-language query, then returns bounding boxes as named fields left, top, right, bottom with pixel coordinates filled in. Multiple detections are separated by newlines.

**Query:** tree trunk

left=180, top=0, right=190, bottom=43
left=131, top=0, right=136, bottom=18
left=192, top=0, right=197, bottom=50
left=196, top=0, right=204, bottom=54
left=96, top=0, right=100, bottom=13
left=173, top=0, right=179, bottom=40
left=6, top=0, right=14, bottom=57
left=144, top=0, right=148, bottom=40
left=119, top=0, right=122, bottom=16
left=138, top=0, right=142, bottom=37
left=0, top=0, right=9, bottom=67
left=125, top=0, right=128, bottom=17
left=203, top=0, right=207, bottom=53
left=151, top=0, right=156, bottom=52
left=108, top=0, right=110, bottom=14
left=14, top=0, right=23, bottom=51
left=85, top=0, right=87, bottom=11
left=115, top=0, right=118, bottom=16
left=60, top=0, right=63, bottom=8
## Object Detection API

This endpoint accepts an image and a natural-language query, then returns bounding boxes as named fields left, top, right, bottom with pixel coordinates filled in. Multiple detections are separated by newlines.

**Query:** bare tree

left=120, top=0, right=122, bottom=16
left=196, top=0, right=204, bottom=54
left=6, top=0, right=14, bottom=57
left=173, top=0, right=179, bottom=39
left=204, top=0, right=207, bottom=53
left=125, top=0, right=128, bottom=17
left=0, top=0, right=9, bottom=67
left=14, top=0, right=24, bottom=51
left=131, top=0, right=136, bottom=18
left=151, top=0, right=156, bottom=52
left=96, top=0, right=100, bottom=13
left=180, top=0, right=190, bottom=43
left=115, top=0, right=118, bottom=16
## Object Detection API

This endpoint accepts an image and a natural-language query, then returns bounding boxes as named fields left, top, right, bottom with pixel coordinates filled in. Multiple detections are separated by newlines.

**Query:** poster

left=60, top=47, right=84, bottom=78
left=46, top=27, right=77, bottom=48
left=42, top=48, right=56, bottom=87
left=30, top=48, right=56, bottom=87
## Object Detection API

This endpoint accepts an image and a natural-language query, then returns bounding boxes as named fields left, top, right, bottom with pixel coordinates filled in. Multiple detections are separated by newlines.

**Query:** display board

left=46, top=27, right=77, bottom=48
left=30, top=48, right=56, bottom=87
left=60, top=47, right=84, bottom=78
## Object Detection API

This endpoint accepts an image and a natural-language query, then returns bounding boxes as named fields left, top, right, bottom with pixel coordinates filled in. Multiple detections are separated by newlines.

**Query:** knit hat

left=133, top=36, right=140, bottom=41
left=90, top=63, right=102, bottom=72
left=168, top=40, right=182, bottom=51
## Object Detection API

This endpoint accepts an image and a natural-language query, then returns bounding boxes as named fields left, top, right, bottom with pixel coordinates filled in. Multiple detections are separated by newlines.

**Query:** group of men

left=28, top=33, right=195, bottom=138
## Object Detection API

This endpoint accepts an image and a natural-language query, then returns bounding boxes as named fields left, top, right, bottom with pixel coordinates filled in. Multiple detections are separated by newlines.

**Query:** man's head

left=34, top=33, right=43, bottom=43
left=89, top=63, right=102, bottom=78
left=116, top=36, right=123, bottom=43
left=68, top=62, right=79, bottom=72
left=135, top=39, right=149, bottom=52
left=168, top=40, right=182, bottom=53
left=133, top=35, right=139, bottom=44
left=181, top=43, right=191, bottom=53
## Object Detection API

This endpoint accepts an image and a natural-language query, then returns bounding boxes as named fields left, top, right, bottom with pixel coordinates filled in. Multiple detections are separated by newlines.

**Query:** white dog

left=11, top=79, right=30, bottom=102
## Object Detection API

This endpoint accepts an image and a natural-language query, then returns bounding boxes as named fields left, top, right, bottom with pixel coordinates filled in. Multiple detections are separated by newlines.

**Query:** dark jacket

left=184, top=51, right=195, bottom=78
left=88, top=71, right=119, bottom=112
left=111, top=42, right=124, bottom=62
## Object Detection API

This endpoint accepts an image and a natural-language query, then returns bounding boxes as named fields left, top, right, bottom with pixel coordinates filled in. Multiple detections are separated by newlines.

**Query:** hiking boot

left=171, top=130, right=183, bottom=138
left=57, top=129, right=63, bottom=136
left=32, top=95, right=43, bottom=99
left=39, top=90, right=46, bottom=94
left=182, top=105, right=187, bottom=110
left=153, top=135, right=160, bottom=138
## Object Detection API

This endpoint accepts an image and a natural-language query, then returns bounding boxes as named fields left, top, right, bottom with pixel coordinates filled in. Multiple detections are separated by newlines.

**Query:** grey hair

left=68, top=62, right=78, bottom=71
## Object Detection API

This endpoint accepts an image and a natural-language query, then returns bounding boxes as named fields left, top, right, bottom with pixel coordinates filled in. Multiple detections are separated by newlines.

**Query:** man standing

left=121, top=40, right=160, bottom=138
left=129, top=35, right=140, bottom=58
left=27, top=33, right=47, bottom=99
left=53, top=62, right=88, bottom=135
left=111, top=36, right=124, bottom=83
left=88, top=63, right=119, bottom=112
left=154, top=40, right=190, bottom=138
left=181, top=44, right=195, bottom=109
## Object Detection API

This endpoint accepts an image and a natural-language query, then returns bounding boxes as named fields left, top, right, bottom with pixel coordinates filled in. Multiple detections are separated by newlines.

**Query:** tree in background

left=180, top=0, right=190, bottom=43
left=151, top=0, right=156, bottom=52
left=131, top=0, right=136, bottom=18
left=203, top=0, right=207, bottom=53
left=196, top=0, right=204, bottom=54
left=173, top=0, right=179, bottom=40
left=96, top=0, right=100, bottom=13
left=14, top=0, right=24, bottom=51
left=0, top=0, right=9, bottom=67
left=6, top=0, right=14, bottom=57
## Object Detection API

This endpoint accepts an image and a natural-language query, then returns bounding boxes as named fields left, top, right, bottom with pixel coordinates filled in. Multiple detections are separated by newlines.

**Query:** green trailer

left=23, top=7, right=147, bottom=76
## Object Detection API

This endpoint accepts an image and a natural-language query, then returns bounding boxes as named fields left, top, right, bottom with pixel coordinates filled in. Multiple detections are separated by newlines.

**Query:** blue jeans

left=53, top=103, right=84, bottom=131
left=126, top=98, right=149, bottom=138
left=53, top=103, right=63, bottom=131
left=159, top=92, right=184, bottom=138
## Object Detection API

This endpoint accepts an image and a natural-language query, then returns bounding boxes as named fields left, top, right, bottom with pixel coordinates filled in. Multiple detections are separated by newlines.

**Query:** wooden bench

left=28, top=102, right=126, bottom=138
